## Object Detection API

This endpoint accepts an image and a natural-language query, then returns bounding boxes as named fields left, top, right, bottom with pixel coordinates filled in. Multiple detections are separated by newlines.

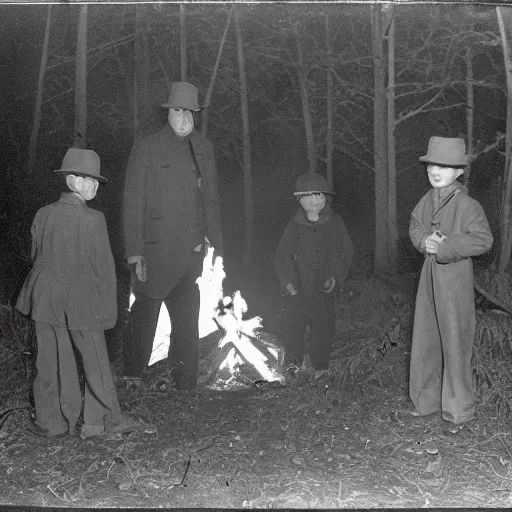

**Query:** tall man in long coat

left=123, top=82, right=223, bottom=390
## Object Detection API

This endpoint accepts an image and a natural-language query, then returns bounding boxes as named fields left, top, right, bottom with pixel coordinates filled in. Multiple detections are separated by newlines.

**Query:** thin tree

left=293, top=20, right=316, bottom=174
left=180, top=4, right=187, bottom=81
left=386, top=8, right=397, bottom=272
left=326, top=12, right=334, bottom=186
left=235, top=6, right=253, bottom=266
left=74, top=4, right=88, bottom=149
left=371, top=4, right=389, bottom=274
left=201, top=5, right=233, bottom=138
left=497, top=6, right=512, bottom=273
left=133, top=4, right=150, bottom=139
left=26, top=4, right=52, bottom=174
left=465, top=46, right=475, bottom=185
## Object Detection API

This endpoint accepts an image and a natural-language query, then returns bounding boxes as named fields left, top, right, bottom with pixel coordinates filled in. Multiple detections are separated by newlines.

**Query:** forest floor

left=1, top=263, right=512, bottom=509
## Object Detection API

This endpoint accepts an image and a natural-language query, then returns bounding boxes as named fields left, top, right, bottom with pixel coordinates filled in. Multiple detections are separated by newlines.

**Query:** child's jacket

left=274, top=205, right=354, bottom=295
left=16, top=193, right=117, bottom=331
left=410, top=183, right=493, bottom=264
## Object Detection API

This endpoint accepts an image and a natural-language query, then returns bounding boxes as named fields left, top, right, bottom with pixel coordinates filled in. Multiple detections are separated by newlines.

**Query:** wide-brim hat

left=53, top=148, right=107, bottom=183
left=160, top=81, right=204, bottom=111
left=293, top=173, right=334, bottom=196
left=419, top=136, right=469, bottom=167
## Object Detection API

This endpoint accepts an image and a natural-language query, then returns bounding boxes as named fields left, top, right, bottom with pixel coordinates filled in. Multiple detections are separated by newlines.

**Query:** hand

left=286, top=283, right=297, bottom=295
left=424, top=237, right=440, bottom=254
left=127, top=255, right=147, bottom=282
left=322, top=277, right=336, bottom=293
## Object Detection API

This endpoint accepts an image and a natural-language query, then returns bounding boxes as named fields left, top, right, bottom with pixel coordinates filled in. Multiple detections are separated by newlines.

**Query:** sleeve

left=273, top=220, right=299, bottom=292
left=409, top=199, right=429, bottom=256
left=90, top=213, right=118, bottom=328
left=30, top=210, right=41, bottom=262
left=332, top=216, right=354, bottom=285
left=435, top=200, right=493, bottom=264
left=122, top=139, right=147, bottom=259
left=203, top=140, right=224, bottom=256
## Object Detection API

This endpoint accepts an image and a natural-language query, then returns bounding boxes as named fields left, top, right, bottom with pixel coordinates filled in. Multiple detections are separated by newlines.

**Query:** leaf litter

left=1, top=274, right=512, bottom=507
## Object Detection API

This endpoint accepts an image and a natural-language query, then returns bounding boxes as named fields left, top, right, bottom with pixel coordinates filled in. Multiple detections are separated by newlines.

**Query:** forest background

left=0, top=1, right=511, bottom=311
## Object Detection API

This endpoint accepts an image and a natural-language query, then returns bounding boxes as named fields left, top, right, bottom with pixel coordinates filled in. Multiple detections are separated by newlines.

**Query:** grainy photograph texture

left=1, top=1, right=512, bottom=508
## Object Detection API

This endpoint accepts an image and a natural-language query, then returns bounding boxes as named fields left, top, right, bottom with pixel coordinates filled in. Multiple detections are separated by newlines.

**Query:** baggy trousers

left=409, top=256, right=476, bottom=424
left=123, top=253, right=201, bottom=390
left=34, top=322, right=124, bottom=435
left=277, top=291, right=335, bottom=371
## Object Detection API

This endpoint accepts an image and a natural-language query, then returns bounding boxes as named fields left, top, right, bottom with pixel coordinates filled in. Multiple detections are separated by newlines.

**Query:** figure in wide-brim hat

left=160, top=81, right=205, bottom=111
left=53, top=147, right=108, bottom=183
left=418, top=136, right=469, bottom=167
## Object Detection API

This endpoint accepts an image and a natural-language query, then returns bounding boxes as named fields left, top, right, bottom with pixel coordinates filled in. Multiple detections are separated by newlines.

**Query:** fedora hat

left=53, top=148, right=107, bottom=183
left=160, top=81, right=203, bottom=111
left=293, top=173, right=334, bottom=196
left=419, top=136, right=469, bottom=167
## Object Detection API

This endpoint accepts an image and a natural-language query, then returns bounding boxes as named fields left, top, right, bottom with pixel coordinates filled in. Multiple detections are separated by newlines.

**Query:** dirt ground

left=1, top=269, right=512, bottom=509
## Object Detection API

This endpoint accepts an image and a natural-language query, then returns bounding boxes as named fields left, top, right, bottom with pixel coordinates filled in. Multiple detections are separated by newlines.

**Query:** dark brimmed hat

left=419, top=136, right=469, bottom=167
left=293, top=173, right=334, bottom=196
left=53, top=148, right=107, bottom=183
left=160, top=82, right=203, bottom=111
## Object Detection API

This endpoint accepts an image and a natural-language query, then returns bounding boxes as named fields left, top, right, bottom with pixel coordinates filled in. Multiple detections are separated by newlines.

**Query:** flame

left=130, top=245, right=285, bottom=385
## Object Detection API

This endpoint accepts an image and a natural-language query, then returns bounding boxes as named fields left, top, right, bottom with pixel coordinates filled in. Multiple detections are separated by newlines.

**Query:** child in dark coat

left=16, top=148, right=140, bottom=440
left=274, top=173, right=354, bottom=380
left=409, top=136, right=493, bottom=429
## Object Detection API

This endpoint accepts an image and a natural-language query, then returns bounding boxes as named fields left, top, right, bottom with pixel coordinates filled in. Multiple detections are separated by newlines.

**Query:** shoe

left=80, top=417, right=142, bottom=440
left=26, top=419, right=68, bottom=439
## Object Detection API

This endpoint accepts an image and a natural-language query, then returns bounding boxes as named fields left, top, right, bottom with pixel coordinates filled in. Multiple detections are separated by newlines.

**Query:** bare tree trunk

left=201, top=6, right=233, bottom=138
left=294, top=22, right=316, bottom=174
left=371, top=4, right=389, bottom=274
left=465, top=47, right=474, bottom=186
left=26, top=5, right=52, bottom=174
left=74, top=4, right=87, bottom=149
left=180, top=4, right=187, bottom=81
left=235, top=7, right=253, bottom=266
left=497, top=6, right=512, bottom=273
left=386, top=12, right=397, bottom=272
left=326, top=13, right=333, bottom=186
left=133, top=5, right=150, bottom=139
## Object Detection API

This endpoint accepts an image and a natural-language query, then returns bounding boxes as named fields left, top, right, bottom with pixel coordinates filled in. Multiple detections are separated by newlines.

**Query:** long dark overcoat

left=16, top=193, right=117, bottom=331
left=409, top=184, right=493, bottom=424
left=123, top=125, right=223, bottom=299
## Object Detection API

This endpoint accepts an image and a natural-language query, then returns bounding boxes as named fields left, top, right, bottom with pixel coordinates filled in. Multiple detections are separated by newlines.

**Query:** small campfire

left=131, top=246, right=288, bottom=389
left=197, top=246, right=287, bottom=389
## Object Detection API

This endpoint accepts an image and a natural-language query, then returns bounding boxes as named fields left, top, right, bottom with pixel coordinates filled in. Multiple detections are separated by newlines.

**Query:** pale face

left=427, top=164, right=464, bottom=189
left=66, top=174, right=99, bottom=201
left=168, top=108, right=194, bottom=137
left=298, top=192, right=326, bottom=221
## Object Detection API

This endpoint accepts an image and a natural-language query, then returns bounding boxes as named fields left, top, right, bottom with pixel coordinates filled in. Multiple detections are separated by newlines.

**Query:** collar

left=58, top=192, right=86, bottom=205
left=294, top=204, right=333, bottom=226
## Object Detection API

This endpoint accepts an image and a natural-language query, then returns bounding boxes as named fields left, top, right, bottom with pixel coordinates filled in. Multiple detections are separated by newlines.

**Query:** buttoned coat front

left=123, top=125, right=223, bottom=299
left=16, top=193, right=117, bottom=331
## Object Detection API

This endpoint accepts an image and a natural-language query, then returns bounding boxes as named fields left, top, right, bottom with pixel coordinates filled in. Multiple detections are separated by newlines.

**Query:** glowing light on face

left=67, top=175, right=99, bottom=201
left=298, top=192, right=326, bottom=221
left=168, top=108, right=194, bottom=137
left=427, top=164, right=464, bottom=189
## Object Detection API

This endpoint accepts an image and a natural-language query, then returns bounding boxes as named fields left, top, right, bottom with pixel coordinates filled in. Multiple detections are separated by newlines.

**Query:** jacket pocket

left=144, top=207, right=164, bottom=244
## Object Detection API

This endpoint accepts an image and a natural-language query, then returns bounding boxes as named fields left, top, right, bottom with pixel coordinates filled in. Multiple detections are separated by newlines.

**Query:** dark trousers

left=123, top=254, right=201, bottom=390
left=34, top=322, right=123, bottom=436
left=277, top=292, right=335, bottom=371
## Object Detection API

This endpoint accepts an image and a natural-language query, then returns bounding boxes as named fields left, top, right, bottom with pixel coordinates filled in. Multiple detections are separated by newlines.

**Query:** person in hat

left=273, top=173, right=354, bottom=380
left=122, top=81, right=223, bottom=390
left=408, top=136, right=493, bottom=429
left=16, top=148, right=141, bottom=439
